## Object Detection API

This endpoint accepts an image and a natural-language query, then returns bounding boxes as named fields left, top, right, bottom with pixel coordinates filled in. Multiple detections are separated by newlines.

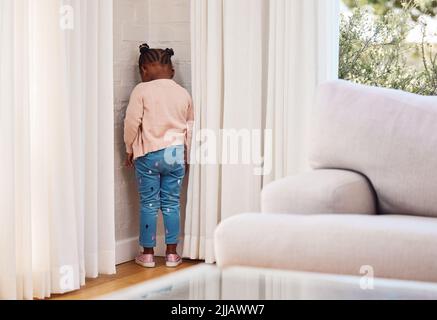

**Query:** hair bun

left=139, top=43, right=150, bottom=54
left=165, top=48, right=175, bottom=57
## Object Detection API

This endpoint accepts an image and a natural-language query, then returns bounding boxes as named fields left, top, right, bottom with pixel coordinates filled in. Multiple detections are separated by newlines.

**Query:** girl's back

left=125, top=79, right=193, bottom=159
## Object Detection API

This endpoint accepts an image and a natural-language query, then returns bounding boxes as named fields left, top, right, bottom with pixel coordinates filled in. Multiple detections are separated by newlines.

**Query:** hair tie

left=165, top=48, right=175, bottom=57
left=139, top=43, right=150, bottom=54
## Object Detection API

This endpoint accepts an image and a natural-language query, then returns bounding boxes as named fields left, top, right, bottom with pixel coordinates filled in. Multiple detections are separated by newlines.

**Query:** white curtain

left=0, top=0, right=115, bottom=300
left=184, top=0, right=339, bottom=263
left=263, top=0, right=340, bottom=185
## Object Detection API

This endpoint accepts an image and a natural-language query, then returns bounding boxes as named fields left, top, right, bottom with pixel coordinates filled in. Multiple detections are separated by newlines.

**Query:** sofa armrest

left=261, top=169, right=376, bottom=214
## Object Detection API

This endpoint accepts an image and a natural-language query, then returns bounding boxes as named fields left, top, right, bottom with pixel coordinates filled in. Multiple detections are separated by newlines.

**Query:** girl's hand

left=125, top=153, right=134, bottom=168
left=182, top=150, right=189, bottom=174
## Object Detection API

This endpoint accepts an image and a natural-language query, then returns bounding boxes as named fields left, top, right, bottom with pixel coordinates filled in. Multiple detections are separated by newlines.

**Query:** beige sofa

left=214, top=80, right=437, bottom=282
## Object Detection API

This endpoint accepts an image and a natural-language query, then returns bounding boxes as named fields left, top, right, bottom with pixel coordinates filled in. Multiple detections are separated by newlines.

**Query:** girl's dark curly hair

left=139, top=43, right=175, bottom=67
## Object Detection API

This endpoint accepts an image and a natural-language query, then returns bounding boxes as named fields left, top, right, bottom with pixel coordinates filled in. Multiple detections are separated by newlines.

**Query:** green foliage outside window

left=342, top=0, right=437, bottom=20
left=340, top=0, right=437, bottom=95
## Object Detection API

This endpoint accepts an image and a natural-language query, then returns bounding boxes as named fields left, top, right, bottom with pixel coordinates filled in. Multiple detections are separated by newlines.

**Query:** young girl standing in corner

left=124, top=43, right=194, bottom=268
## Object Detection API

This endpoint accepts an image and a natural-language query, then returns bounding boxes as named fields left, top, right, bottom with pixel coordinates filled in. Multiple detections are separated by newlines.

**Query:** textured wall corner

left=113, top=0, right=191, bottom=263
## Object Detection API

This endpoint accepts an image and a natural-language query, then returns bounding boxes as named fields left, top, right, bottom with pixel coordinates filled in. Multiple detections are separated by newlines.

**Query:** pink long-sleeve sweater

left=124, top=79, right=194, bottom=160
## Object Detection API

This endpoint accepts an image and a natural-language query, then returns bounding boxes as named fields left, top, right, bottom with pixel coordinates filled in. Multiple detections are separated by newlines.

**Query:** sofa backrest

left=309, top=80, right=437, bottom=217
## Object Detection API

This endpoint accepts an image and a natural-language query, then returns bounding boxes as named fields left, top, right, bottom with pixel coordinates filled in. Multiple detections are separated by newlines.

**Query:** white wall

left=113, top=0, right=191, bottom=264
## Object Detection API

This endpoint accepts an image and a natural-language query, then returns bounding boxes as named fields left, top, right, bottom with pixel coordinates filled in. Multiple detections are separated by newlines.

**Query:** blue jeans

left=135, top=145, right=185, bottom=248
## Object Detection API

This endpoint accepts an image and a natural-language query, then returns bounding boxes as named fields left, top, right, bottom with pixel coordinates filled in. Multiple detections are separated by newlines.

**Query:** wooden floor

left=50, top=258, right=202, bottom=300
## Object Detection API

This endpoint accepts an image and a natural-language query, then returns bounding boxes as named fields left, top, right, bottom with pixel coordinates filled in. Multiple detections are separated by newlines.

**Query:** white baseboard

left=115, top=236, right=185, bottom=265
left=115, top=237, right=140, bottom=265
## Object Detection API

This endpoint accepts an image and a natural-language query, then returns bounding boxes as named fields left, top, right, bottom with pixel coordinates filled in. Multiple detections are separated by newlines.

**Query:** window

left=339, top=0, right=437, bottom=95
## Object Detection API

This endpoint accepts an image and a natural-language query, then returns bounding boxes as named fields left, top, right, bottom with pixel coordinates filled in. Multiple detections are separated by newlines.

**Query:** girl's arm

left=124, top=85, right=144, bottom=155
left=185, top=96, right=195, bottom=165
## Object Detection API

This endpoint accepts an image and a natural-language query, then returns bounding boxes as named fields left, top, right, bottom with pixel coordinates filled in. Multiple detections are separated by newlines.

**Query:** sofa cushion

left=261, top=169, right=376, bottom=215
left=309, top=80, right=437, bottom=217
left=214, top=213, right=437, bottom=282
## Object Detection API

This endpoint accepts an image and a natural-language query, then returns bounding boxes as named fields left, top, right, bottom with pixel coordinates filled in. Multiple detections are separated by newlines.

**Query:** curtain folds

left=184, top=0, right=339, bottom=263
left=0, top=0, right=115, bottom=300
left=183, top=0, right=224, bottom=264
left=263, top=0, right=340, bottom=186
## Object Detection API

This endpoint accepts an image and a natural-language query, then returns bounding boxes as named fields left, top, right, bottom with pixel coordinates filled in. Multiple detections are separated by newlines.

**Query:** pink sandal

left=166, top=254, right=182, bottom=267
left=135, top=254, right=156, bottom=268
